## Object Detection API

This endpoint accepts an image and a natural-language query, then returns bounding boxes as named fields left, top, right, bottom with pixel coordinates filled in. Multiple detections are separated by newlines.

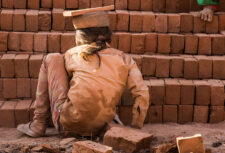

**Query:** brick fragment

left=131, top=34, right=145, bottom=54
left=194, top=80, right=211, bottom=106
left=142, top=55, right=156, bottom=76
left=15, top=54, right=29, bottom=78
left=41, top=0, right=53, bottom=8
left=115, top=0, right=127, bottom=10
left=148, top=105, right=162, bottom=123
left=184, top=57, right=198, bottom=79
left=108, top=11, right=117, bottom=31
left=179, top=80, right=195, bottom=105
left=156, top=56, right=170, bottom=78
left=52, top=9, right=65, bottom=31
left=170, top=56, right=183, bottom=78
left=129, top=11, right=142, bottom=32
left=3, top=79, right=17, bottom=99
left=206, top=16, right=218, bottom=34
left=14, top=0, right=26, bottom=8
left=150, top=79, right=164, bottom=105
left=219, top=14, right=225, bottom=31
left=128, top=0, right=140, bottom=10
left=196, top=56, right=212, bottom=79
left=145, top=33, right=157, bottom=54
left=48, top=33, right=61, bottom=53
left=193, top=13, right=206, bottom=33
left=26, top=10, right=39, bottom=32
left=155, top=14, right=167, bottom=33
left=211, top=34, right=225, bottom=55
left=209, top=106, right=224, bottom=123
left=180, top=13, right=193, bottom=33
left=119, top=106, right=132, bottom=125
left=170, top=34, right=184, bottom=54
left=0, top=31, right=8, bottom=52
left=34, top=33, right=48, bottom=52
left=31, top=79, right=38, bottom=100
left=1, top=54, right=15, bottom=78
left=208, top=80, right=224, bottom=106
left=1, top=10, right=13, bottom=31
left=142, top=12, right=155, bottom=32
left=0, top=101, right=17, bottom=128
left=61, top=33, right=75, bottom=53
left=140, top=0, right=152, bottom=11
left=79, top=0, right=91, bottom=9
left=17, top=78, right=31, bottom=98
left=66, top=0, right=78, bottom=8
left=13, top=9, right=26, bottom=32
left=158, top=34, right=171, bottom=54
left=152, top=0, right=165, bottom=12
left=53, top=0, right=65, bottom=8
left=20, top=33, right=34, bottom=51
left=165, top=79, right=180, bottom=105
left=213, top=56, right=225, bottom=79
left=194, top=106, right=208, bottom=123
left=178, top=105, right=193, bottom=124
left=29, top=55, right=44, bottom=78
left=91, top=0, right=102, bottom=7
left=168, top=14, right=180, bottom=33
left=117, top=32, right=131, bottom=53
left=15, top=100, right=32, bottom=125
left=38, top=11, right=51, bottom=31
left=116, top=10, right=129, bottom=31
left=103, top=127, right=153, bottom=153
left=184, top=35, right=198, bottom=54
left=2, top=0, right=13, bottom=8
left=163, top=105, right=177, bottom=123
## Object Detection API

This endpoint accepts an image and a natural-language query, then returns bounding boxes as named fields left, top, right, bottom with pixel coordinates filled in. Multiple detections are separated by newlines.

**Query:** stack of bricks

left=0, top=0, right=224, bottom=128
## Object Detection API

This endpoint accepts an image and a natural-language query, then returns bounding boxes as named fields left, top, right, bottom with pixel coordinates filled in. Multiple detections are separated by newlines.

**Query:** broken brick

left=74, top=141, right=112, bottom=153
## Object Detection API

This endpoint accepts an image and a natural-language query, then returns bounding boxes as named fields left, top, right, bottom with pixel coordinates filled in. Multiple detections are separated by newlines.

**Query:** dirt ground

left=0, top=122, right=224, bottom=153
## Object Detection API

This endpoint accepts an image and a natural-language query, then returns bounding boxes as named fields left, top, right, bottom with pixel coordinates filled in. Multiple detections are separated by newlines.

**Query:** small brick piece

left=165, top=79, right=180, bottom=105
left=103, top=127, right=153, bottom=153
left=48, top=33, right=61, bottom=53
left=119, top=106, right=132, bottom=125
left=179, top=80, right=195, bottom=105
left=194, top=106, right=208, bottom=123
left=1, top=54, right=15, bottom=78
left=0, top=101, right=17, bottom=128
left=208, top=80, right=224, bottom=106
left=26, top=10, right=39, bottom=32
left=213, top=56, right=225, bottom=79
left=128, top=0, right=140, bottom=10
left=140, top=0, right=152, bottom=11
left=17, top=78, right=31, bottom=98
left=184, top=57, right=198, bottom=79
left=180, top=13, right=193, bottom=33
left=170, top=56, right=183, bottom=78
left=65, top=16, right=74, bottom=31
left=14, top=0, right=26, bottom=8
left=163, top=105, right=177, bottom=123
left=196, top=34, right=211, bottom=55
left=150, top=79, right=165, bottom=105
left=148, top=105, right=162, bottom=123
left=15, top=54, right=29, bottom=78
left=158, top=34, right=171, bottom=54
left=29, top=55, right=44, bottom=78
left=145, top=33, right=157, bottom=54
left=2, top=0, right=13, bottom=8
left=20, top=33, right=34, bottom=51
left=91, top=0, right=102, bottom=7
left=185, top=35, right=198, bottom=54
left=129, top=11, right=143, bottom=32
left=31, top=79, right=38, bottom=100
left=168, top=14, right=180, bottom=33
left=3, top=79, right=17, bottom=99
left=178, top=105, right=193, bottom=124
left=41, top=0, right=53, bottom=8
left=116, top=10, right=129, bottom=31
left=193, top=13, right=206, bottom=33
left=131, top=34, right=145, bottom=54
left=61, top=33, right=75, bottom=53
left=1, top=10, right=13, bottom=31
left=170, top=34, right=184, bottom=54
left=206, top=16, right=218, bottom=34
left=53, top=0, right=65, bottom=8
left=219, top=14, right=225, bottom=31
left=66, top=0, right=78, bottom=8
left=0, top=31, right=8, bottom=52
left=73, top=141, right=112, bottom=153
left=15, top=100, right=32, bottom=126
left=28, top=0, right=40, bottom=9
left=155, top=14, right=167, bottom=33
left=142, top=55, right=156, bottom=76
left=38, top=11, right=51, bottom=31
left=108, top=11, right=117, bottom=31
left=152, top=0, right=165, bottom=12
left=142, top=12, right=155, bottom=32
left=156, top=56, right=170, bottom=78
left=196, top=56, right=212, bottom=79
left=115, top=0, right=127, bottom=10
left=79, top=0, right=91, bottom=9
left=8, top=32, right=20, bottom=51
left=209, top=106, right=224, bottom=123
left=13, top=9, right=26, bottom=32
left=211, top=35, right=225, bottom=55
left=52, top=9, right=65, bottom=31
left=194, top=80, right=211, bottom=106
left=34, top=33, right=48, bottom=52
left=117, top=32, right=131, bottom=53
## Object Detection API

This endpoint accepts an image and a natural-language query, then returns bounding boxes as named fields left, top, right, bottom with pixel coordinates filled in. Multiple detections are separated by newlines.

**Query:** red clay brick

left=14, top=0, right=26, bottom=8
left=41, top=0, right=53, bottom=8
left=117, top=32, right=131, bottom=53
left=180, top=13, right=193, bottom=33
left=3, top=79, right=17, bottom=99
left=15, top=100, right=32, bottom=126
left=0, top=31, right=8, bottom=52
left=209, top=106, right=224, bottom=123
left=219, top=14, right=225, bottom=31
left=211, top=34, right=225, bottom=55
left=121, top=89, right=134, bottom=106
left=145, top=33, right=157, bottom=54
left=158, top=34, right=171, bottom=54
left=206, top=16, right=218, bottom=34
left=165, top=79, right=180, bottom=105
left=150, top=79, right=165, bottom=105
left=196, top=34, right=211, bottom=55
left=0, top=101, right=17, bottom=127
left=170, top=56, right=183, bottom=78
left=208, top=80, right=224, bottom=106
left=116, top=10, right=129, bottom=31
left=79, top=0, right=90, bottom=9
left=142, top=55, right=156, bottom=76
left=142, top=12, right=155, bottom=32
left=165, top=0, right=177, bottom=13
left=178, top=105, right=193, bottom=124
left=155, top=14, right=167, bottom=33
left=28, top=0, right=40, bottom=9
left=61, top=33, right=75, bottom=53
left=103, top=0, right=114, bottom=6
left=17, top=78, right=31, bottom=98
left=213, top=56, right=225, bottom=79
left=129, top=11, right=143, bottom=32
left=66, top=0, right=78, bottom=8
left=20, top=33, right=34, bottom=51
left=31, top=79, right=38, bottom=100
left=170, top=34, right=184, bottom=54
left=131, top=34, right=145, bottom=54
left=34, top=33, right=47, bottom=52
left=156, top=56, right=170, bottom=78
left=74, top=141, right=112, bottom=153
left=48, top=32, right=61, bottom=53
left=65, top=16, right=74, bottom=31
left=184, top=34, right=198, bottom=54
left=184, top=57, right=198, bottom=79
left=1, top=54, right=15, bottom=78
left=119, top=106, right=132, bottom=125
left=15, top=54, right=29, bottom=78
left=163, top=105, right=177, bottom=123
left=108, top=11, right=117, bottom=31
left=128, top=0, right=140, bottom=10
left=194, top=80, right=211, bottom=106
left=52, top=9, right=65, bottom=31
left=148, top=105, right=162, bottom=123
left=1, top=10, right=13, bottom=31
left=179, top=79, right=195, bottom=105
left=195, top=56, right=212, bottom=79
left=168, top=14, right=180, bottom=33
left=115, top=0, right=127, bottom=10
left=29, top=55, right=44, bottom=78
left=140, top=0, right=152, bottom=11
left=152, top=0, right=165, bottom=12
left=193, top=12, right=206, bottom=33
left=110, top=33, right=118, bottom=49
left=189, top=0, right=202, bottom=11
left=26, top=10, right=39, bottom=32
left=8, top=32, right=20, bottom=51
left=91, top=0, right=102, bottom=7
left=13, top=9, right=26, bottom=32
left=2, top=0, right=13, bottom=8
left=38, top=11, right=51, bottom=31
left=194, top=106, right=208, bottom=123
left=53, top=0, right=65, bottom=8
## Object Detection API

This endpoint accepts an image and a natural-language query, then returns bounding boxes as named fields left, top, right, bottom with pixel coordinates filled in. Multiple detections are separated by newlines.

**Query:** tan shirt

left=60, top=47, right=149, bottom=136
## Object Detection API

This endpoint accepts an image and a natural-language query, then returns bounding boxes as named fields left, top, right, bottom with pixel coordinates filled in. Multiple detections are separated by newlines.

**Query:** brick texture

left=29, top=55, right=44, bottom=78
left=15, top=100, right=32, bottom=125
left=1, top=54, right=15, bottom=78
left=178, top=105, right=193, bottom=124
left=150, top=79, right=165, bottom=105
left=15, top=54, right=29, bottom=78
left=26, top=10, right=38, bottom=32
left=163, top=105, right=177, bottom=123
left=0, top=101, right=17, bottom=128
left=17, top=78, right=31, bottom=98
left=3, top=79, right=17, bottom=99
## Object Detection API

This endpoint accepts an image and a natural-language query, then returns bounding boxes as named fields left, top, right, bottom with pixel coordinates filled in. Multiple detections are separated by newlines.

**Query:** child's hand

left=200, top=7, right=214, bottom=22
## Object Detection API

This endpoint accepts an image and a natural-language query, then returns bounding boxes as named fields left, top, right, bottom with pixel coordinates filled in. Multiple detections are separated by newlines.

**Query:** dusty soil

left=0, top=122, right=224, bottom=153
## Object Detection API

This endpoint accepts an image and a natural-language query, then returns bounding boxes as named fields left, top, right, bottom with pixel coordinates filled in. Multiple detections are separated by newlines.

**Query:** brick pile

left=0, top=0, right=224, bottom=128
